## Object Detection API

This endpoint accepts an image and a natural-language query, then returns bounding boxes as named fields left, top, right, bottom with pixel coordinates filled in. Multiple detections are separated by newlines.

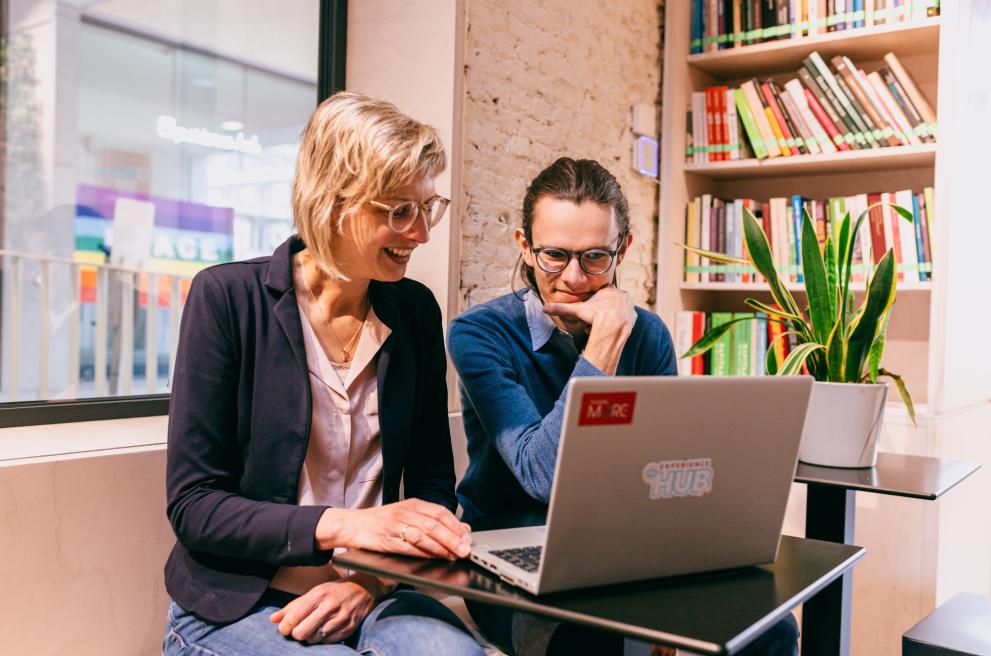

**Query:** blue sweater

left=447, top=291, right=677, bottom=529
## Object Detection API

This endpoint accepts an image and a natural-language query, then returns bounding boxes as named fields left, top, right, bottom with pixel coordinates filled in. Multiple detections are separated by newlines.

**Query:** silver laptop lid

left=538, top=376, right=813, bottom=593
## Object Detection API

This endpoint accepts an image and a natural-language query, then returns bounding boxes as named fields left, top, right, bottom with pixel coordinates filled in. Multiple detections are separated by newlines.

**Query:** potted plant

left=679, top=204, right=916, bottom=468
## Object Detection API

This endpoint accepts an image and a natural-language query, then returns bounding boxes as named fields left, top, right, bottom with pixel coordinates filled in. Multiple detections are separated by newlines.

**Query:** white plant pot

left=799, top=381, right=888, bottom=469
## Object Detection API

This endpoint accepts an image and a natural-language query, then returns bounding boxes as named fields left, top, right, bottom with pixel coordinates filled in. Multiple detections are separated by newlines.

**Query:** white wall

left=345, top=0, right=464, bottom=325
left=0, top=416, right=171, bottom=656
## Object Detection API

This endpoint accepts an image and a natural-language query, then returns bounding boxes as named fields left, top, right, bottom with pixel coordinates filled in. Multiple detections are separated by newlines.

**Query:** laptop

left=469, top=375, right=814, bottom=595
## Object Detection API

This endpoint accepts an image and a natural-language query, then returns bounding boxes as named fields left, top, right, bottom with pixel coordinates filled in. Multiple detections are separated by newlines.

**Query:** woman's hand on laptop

left=316, top=500, right=472, bottom=560
left=544, top=285, right=636, bottom=375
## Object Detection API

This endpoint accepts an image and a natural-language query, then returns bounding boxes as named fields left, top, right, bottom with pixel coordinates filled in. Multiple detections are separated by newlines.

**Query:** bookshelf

left=656, top=3, right=991, bottom=656
left=687, top=19, right=940, bottom=78
left=680, top=281, right=932, bottom=293
left=683, top=142, right=936, bottom=177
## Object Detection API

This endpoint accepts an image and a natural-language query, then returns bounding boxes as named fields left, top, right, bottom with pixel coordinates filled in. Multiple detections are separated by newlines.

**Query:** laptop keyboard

left=490, top=546, right=543, bottom=572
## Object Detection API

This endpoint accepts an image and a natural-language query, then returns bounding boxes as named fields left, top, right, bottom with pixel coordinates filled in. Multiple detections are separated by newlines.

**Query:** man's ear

left=615, top=231, right=634, bottom=266
left=514, top=227, right=534, bottom=266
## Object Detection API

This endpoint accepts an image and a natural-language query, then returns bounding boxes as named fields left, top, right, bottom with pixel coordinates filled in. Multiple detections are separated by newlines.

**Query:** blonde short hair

left=292, top=91, right=447, bottom=278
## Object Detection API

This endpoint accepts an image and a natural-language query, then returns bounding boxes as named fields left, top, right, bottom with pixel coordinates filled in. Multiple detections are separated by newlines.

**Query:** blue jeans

left=466, top=599, right=799, bottom=656
left=164, top=589, right=484, bottom=656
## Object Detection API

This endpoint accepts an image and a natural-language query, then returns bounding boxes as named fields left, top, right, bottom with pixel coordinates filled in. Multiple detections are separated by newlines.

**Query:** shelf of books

left=659, top=1, right=940, bottom=406
left=688, top=15, right=940, bottom=78
left=657, top=4, right=991, bottom=653
left=683, top=143, right=935, bottom=177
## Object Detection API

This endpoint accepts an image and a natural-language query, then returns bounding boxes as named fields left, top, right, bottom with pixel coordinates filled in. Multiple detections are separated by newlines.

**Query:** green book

left=731, top=313, right=753, bottom=376
left=710, top=312, right=733, bottom=377
left=734, top=88, right=768, bottom=159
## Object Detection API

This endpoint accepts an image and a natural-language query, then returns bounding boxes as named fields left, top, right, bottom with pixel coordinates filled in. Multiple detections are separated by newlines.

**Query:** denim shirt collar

left=524, top=290, right=559, bottom=351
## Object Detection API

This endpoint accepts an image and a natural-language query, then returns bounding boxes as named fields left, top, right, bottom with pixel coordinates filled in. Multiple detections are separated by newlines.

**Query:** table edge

left=335, top=540, right=866, bottom=653
left=795, top=459, right=980, bottom=499
left=724, top=542, right=865, bottom=654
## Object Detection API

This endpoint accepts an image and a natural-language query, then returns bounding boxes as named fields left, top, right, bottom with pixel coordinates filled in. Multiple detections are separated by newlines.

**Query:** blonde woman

left=163, top=92, right=483, bottom=656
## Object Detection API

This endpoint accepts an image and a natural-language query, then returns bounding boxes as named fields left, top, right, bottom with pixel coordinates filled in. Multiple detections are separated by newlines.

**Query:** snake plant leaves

left=825, top=319, right=845, bottom=382
left=744, top=298, right=803, bottom=322
left=823, top=236, right=838, bottom=316
left=879, top=367, right=916, bottom=425
left=836, top=212, right=852, bottom=283
left=766, top=343, right=778, bottom=376
left=675, top=243, right=750, bottom=266
left=776, top=342, right=825, bottom=377
left=766, top=330, right=803, bottom=376
left=740, top=205, right=802, bottom=318
left=868, top=311, right=891, bottom=383
left=801, top=209, right=833, bottom=345
left=891, top=204, right=915, bottom=223
left=845, top=250, right=897, bottom=382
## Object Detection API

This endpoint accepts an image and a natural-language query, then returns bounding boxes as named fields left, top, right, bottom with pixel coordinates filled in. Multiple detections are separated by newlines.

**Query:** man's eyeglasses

left=529, top=233, right=627, bottom=275
left=368, top=196, right=451, bottom=234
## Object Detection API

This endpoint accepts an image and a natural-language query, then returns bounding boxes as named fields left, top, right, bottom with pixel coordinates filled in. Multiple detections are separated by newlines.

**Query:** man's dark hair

left=514, top=157, right=631, bottom=296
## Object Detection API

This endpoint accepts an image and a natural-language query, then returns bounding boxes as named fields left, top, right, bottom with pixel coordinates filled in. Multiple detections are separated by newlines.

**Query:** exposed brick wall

left=459, top=0, right=664, bottom=311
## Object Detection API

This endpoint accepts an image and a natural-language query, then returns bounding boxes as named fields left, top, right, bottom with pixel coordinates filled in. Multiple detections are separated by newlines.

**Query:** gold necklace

left=293, top=258, right=369, bottom=363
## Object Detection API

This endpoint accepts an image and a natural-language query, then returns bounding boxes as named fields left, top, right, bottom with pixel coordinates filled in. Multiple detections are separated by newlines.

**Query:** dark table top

left=795, top=453, right=980, bottom=499
left=335, top=536, right=865, bottom=655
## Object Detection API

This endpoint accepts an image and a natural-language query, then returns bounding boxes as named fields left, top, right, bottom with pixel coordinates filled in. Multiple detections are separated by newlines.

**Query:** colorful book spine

left=805, top=52, right=871, bottom=148
left=911, top=192, right=928, bottom=282
left=884, top=51, right=937, bottom=130
left=685, top=198, right=701, bottom=283
left=784, top=78, right=837, bottom=153
left=881, top=191, right=905, bottom=282
left=725, top=86, right=741, bottom=160
left=799, top=68, right=854, bottom=149
left=710, top=312, right=734, bottom=376
left=700, top=194, right=712, bottom=283
left=924, top=186, right=935, bottom=261
left=675, top=311, right=696, bottom=375
left=726, top=200, right=740, bottom=283
left=754, top=313, right=768, bottom=375
left=732, top=313, right=754, bottom=375
left=866, top=70, right=921, bottom=145
left=895, top=188, right=920, bottom=284
left=791, top=195, right=806, bottom=282
left=692, top=311, right=706, bottom=374
left=683, top=188, right=934, bottom=285
left=785, top=202, right=798, bottom=282
left=734, top=88, right=769, bottom=159
left=689, top=1, right=938, bottom=55
left=742, top=80, right=782, bottom=158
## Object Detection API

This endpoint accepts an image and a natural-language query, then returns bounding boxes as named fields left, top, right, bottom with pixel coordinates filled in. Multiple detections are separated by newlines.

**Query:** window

left=1, top=0, right=319, bottom=405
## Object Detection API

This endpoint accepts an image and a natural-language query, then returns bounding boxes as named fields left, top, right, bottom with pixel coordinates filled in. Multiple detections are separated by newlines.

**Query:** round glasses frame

left=368, top=197, right=451, bottom=234
left=529, top=232, right=627, bottom=275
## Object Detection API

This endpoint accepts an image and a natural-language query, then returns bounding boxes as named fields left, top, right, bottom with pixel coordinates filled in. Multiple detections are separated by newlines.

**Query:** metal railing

left=1, top=250, right=193, bottom=402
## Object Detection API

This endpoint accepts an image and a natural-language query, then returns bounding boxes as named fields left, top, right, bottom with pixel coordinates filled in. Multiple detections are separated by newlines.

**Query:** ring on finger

left=316, top=628, right=328, bottom=642
left=399, top=523, right=409, bottom=542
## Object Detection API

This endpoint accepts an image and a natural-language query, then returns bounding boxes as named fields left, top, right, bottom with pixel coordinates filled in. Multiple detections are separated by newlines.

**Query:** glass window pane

left=2, top=0, right=319, bottom=402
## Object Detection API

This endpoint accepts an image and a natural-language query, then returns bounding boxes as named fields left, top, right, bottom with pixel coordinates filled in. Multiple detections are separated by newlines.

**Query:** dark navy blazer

left=164, top=236, right=456, bottom=623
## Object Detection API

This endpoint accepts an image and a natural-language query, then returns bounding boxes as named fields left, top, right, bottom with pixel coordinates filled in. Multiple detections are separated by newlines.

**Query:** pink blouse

left=269, top=302, right=391, bottom=595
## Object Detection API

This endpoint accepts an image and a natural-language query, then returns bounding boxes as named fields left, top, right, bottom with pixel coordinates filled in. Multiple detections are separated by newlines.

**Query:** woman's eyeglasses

left=529, top=233, right=627, bottom=275
left=368, top=197, right=451, bottom=234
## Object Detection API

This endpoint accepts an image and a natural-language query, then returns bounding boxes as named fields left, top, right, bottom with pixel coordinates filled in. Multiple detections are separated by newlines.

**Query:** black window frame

left=0, top=0, right=347, bottom=428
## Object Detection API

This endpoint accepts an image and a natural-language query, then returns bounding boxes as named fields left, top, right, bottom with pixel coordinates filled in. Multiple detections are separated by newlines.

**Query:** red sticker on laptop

left=578, top=392, right=637, bottom=426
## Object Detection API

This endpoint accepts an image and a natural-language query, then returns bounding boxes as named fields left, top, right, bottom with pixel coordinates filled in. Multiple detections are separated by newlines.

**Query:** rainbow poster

left=75, top=184, right=234, bottom=306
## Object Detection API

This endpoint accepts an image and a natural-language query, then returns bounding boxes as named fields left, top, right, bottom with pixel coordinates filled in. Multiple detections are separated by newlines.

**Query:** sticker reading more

left=578, top=392, right=637, bottom=426
left=642, top=458, right=714, bottom=499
